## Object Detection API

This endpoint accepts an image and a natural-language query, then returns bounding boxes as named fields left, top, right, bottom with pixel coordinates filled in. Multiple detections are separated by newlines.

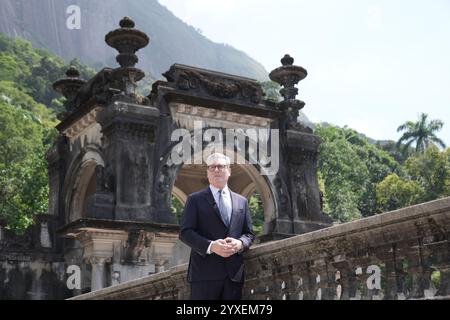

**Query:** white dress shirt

left=209, top=184, right=232, bottom=221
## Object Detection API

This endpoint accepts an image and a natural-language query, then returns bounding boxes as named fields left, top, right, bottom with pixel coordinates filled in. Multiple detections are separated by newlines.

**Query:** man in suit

left=179, top=152, right=255, bottom=300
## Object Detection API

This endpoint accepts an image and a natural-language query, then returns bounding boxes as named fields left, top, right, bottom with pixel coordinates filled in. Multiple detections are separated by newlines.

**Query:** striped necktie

left=218, top=189, right=230, bottom=226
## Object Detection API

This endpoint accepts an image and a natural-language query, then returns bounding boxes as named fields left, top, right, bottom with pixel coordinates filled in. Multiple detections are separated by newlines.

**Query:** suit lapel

left=229, top=190, right=239, bottom=228
left=203, top=187, right=229, bottom=227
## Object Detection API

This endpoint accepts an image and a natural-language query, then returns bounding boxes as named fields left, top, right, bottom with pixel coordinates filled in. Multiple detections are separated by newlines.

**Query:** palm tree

left=396, top=113, right=446, bottom=153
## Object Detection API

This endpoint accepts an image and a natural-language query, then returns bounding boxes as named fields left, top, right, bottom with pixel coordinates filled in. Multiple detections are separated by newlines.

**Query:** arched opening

left=69, top=161, right=97, bottom=223
left=248, top=190, right=264, bottom=235
left=81, top=173, right=96, bottom=218
left=170, top=162, right=275, bottom=236
left=67, top=148, right=104, bottom=223
left=171, top=194, right=184, bottom=224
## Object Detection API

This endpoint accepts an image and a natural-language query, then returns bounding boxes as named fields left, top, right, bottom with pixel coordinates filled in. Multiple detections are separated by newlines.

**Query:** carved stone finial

left=52, top=66, right=86, bottom=115
left=53, top=66, right=85, bottom=98
left=269, top=54, right=308, bottom=131
left=269, top=54, right=307, bottom=101
left=65, top=66, right=80, bottom=78
left=119, top=16, right=135, bottom=28
left=105, top=17, right=149, bottom=95
left=281, top=54, right=294, bottom=66
left=105, top=16, right=149, bottom=68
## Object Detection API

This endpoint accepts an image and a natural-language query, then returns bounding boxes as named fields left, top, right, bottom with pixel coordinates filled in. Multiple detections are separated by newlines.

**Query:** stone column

left=269, top=54, right=332, bottom=236
left=89, top=257, right=111, bottom=291
left=40, top=222, right=51, bottom=248
left=97, top=101, right=162, bottom=222
left=286, top=130, right=333, bottom=233
left=74, top=228, right=128, bottom=292
left=96, top=17, right=173, bottom=223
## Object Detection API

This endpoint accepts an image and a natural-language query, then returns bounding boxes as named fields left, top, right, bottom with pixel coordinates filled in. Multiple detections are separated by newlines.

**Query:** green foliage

left=376, top=140, right=412, bottom=164
left=404, top=145, right=450, bottom=201
left=171, top=195, right=184, bottom=223
left=315, top=124, right=401, bottom=222
left=249, top=191, right=264, bottom=236
left=0, top=33, right=70, bottom=233
left=397, top=113, right=446, bottom=153
left=376, top=145, right=449, bottom=212
left=376, top=174, right=425, bottom=212
left=0, top=33, right=96, bottom=112
left=374, top=115, right=448, bottom=214
left=317, top=172, right=330, bottom=214
left=0, top=101, right=54, bottom=232
left=0, top=53, right=25, bottom=81
left=317, top=120, right=448, bottom=221
left=0, top=33, right=62, bottom=108
left=317, top=130, right=365, bottom=222
left=431, top=270, right=441, bottom=289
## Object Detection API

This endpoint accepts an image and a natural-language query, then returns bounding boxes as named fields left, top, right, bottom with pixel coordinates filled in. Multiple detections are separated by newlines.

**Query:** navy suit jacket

left=179, top=187, right=255, bottom=283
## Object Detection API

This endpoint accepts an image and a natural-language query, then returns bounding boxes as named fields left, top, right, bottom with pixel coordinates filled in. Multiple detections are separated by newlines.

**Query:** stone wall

left=70, top=197, right=450, bottom=300
left=0, top=257, right=69, bottom=300
left=0, top=216, right=70, bottom=299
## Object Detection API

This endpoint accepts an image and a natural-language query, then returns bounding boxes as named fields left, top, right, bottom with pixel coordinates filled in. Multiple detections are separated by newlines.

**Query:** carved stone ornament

left=163, top=64, right=264, bottom=104
left=269, top=54, right=307, bottom=100
left=105, top=17, right=149, bottom=94
left=269, top=54, right=309, bottom=131
left=52, top=66, right=86, bottom=117
left=105, top=17, right=149, bottom=69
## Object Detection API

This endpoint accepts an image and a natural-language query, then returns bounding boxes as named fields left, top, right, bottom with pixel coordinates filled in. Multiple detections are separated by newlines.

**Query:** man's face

left=207, top=159, right=231, bottom=188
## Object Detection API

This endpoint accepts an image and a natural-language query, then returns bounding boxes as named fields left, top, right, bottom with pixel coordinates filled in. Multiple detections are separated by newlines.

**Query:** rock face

left=0, top=0, right=268, bottom=81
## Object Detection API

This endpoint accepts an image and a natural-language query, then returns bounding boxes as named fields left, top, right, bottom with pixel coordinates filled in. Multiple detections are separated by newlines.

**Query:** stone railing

left=70, top=197, right=450, bottom=300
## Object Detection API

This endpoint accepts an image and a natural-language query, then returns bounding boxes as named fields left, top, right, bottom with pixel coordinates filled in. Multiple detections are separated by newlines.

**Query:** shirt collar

left=209, top=184, right=229, bottom=195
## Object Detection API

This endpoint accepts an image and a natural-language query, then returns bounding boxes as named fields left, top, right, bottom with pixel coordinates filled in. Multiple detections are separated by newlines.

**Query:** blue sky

left=158, top=0, right=450, bottom=146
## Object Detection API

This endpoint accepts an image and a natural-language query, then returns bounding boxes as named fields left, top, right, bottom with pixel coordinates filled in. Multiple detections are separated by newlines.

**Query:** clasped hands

left=211, top=237, right=243, bottom=257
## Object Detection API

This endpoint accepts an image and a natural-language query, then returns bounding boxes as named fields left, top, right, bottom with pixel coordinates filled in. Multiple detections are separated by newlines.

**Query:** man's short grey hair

left=206, top=153, right=231, bottom=166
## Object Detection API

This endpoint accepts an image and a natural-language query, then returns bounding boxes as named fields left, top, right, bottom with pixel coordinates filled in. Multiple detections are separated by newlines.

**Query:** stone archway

left=172, top=185, right=188, bottom=204
left=66, top=147, right=104, bottom=223
left=168, top=147, right=277, bottom=236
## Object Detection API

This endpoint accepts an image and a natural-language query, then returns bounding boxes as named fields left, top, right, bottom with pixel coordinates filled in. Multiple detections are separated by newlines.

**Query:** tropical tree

left=316, top=125, right=367, bottom=222
left=0, top=99, right=56, bottom=232
left=315, top=124, right=402, bottom=222
left=0, top=33, right=96, bottom=112
left=404, top=145, right=450, bottom=201
left=397, top=113, right=446, bottom=153
left=0, top=33, right=99, bottom=232
left=376, top=174, right=425, bottom=212
left=376, top=146, right=449, bottom=212
left=376, top=140, right=412, bottom=164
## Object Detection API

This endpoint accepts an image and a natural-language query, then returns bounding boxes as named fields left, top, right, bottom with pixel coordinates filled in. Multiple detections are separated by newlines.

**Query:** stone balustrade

left=70, top=197, right=450, bottom=300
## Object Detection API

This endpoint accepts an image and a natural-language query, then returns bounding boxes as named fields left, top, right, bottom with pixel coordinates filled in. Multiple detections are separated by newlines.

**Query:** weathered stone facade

left=0, top=215, right=70, bottom=299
